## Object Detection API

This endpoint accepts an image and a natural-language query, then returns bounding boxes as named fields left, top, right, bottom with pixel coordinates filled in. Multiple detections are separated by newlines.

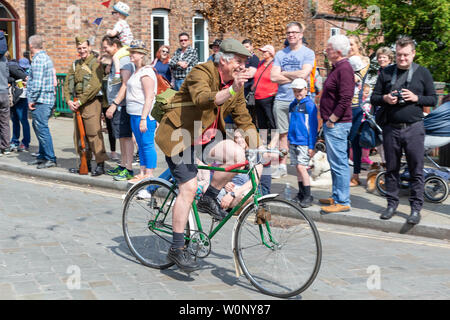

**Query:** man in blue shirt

left=288, top=78, right=318, bottom=208
left=26, top=34, right=57, bottom=169
left=270, top=22, right=315, bottom=179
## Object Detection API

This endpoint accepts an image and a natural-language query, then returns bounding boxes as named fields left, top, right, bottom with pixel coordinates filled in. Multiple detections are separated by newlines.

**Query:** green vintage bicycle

left=122, top=149, right=322, bottom=298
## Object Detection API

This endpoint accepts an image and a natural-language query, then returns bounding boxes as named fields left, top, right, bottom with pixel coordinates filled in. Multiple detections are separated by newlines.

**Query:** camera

left=391, top=89, right=406, bottom=105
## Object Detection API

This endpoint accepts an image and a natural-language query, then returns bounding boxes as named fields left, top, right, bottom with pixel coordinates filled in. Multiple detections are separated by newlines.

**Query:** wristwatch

left=230, top=192, right=236, bottom=198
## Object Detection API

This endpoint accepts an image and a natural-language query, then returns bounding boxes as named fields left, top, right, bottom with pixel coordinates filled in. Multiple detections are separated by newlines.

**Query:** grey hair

left=214, top=51, right=235, bottom=64
left=29, top=34, right=44, bottom=49
left=327, top=35, right=350, bottom=57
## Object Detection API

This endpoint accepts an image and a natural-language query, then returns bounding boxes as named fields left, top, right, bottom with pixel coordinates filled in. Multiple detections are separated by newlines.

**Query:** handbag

left=245, top=61, right=272, bottom=106
left=153, top=67, right=171, bottom=95
left=8, top=84, right=23, bottom=107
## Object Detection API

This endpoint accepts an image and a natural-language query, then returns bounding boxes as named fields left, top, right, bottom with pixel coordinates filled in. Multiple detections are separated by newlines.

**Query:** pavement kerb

left=1, top=161, right=449, bottom=241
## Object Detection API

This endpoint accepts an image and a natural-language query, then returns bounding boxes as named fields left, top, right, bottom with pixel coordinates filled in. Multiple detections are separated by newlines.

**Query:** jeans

left=174, top=79, right=185, bottom=91
left=10, top=98, right=31, bottom=148
left=324, top=122, right=352, bottom=206
left=129, top=115, right=157, bottom=169
left=31, top=103, right=56, bottom=162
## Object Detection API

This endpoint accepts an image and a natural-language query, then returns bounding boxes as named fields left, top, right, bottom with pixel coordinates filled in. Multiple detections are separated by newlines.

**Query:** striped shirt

left=27, top=50, right=55, bottom=105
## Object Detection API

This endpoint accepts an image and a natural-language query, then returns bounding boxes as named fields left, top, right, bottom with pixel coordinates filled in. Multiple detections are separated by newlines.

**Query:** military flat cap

left=75, top=36, right=89, bottom=46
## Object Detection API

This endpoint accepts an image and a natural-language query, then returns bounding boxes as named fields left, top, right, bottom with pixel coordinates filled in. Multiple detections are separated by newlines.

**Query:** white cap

left=113, top=1, right=130, bottom=16
left=348, top=55, right=367, bottom=72
left=290, top=78, right=308, bottom=90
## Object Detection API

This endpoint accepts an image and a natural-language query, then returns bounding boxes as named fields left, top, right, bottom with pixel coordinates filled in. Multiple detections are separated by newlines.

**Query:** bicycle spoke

left=235, top=198, right=321, bottom=298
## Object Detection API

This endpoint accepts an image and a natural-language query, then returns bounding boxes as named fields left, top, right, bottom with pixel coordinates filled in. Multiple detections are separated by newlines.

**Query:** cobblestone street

left=1, top=172, right=449, bottom=300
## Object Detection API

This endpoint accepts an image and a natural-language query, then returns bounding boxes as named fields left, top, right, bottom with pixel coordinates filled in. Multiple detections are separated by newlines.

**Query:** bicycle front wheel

left=234, top=197, right=322, bottom=298
left=122, top=178, right=188, bottom=269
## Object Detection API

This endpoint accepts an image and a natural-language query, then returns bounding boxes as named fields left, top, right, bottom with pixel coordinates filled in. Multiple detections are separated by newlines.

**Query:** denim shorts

left=112, top=107, right=132, bottom=139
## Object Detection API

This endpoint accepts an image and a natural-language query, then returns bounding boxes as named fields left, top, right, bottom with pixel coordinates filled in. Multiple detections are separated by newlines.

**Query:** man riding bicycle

left=155, top=39, right=262, bottom=272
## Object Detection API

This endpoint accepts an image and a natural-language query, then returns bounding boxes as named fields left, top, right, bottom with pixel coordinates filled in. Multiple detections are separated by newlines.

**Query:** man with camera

left=371, top=36, right=437, bottom=225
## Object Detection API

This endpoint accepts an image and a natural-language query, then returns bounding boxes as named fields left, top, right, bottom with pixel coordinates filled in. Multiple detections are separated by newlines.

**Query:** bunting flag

left=93, top=17, right=103, bottom=26
left=101, top=0, right=112, bottom=8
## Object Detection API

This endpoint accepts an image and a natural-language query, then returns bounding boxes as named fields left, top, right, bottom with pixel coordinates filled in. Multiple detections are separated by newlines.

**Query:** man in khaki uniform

left=155, top=39, right=261, bottom=272
left=64, top=36, right=108, bottom=176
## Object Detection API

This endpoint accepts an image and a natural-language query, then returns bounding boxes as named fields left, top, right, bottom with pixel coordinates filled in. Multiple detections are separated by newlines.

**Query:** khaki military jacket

left=155, top=60, right=260, bottom=157
left=63, top=53, right=103, bottom=105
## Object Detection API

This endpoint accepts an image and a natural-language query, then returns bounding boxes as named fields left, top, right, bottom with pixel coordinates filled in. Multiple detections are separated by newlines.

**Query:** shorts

left=111, top=107, right=132, bottom=139
left=289, top=145, right=310, bottom=166
left=165, top=138, right=219, bottom=185
left=273, top=100, right=290, bottom=134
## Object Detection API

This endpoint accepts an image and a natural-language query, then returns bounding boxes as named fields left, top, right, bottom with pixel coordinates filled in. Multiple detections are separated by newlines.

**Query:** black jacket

left=371, top=64, right=438, bottom=124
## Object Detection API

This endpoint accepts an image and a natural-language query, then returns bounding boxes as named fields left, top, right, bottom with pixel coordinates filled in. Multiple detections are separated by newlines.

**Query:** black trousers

left=255, top=96, right=276, bottom=130
left=383, top=121, right=425, bottom=211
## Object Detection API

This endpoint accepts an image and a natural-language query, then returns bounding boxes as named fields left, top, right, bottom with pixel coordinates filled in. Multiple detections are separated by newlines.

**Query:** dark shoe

left=300, top=195, right=314, bottom=208
left=380, top=207, right=396, bottom=220
left=167, top=246, right=200, bottom=272
left=28, top=159, right=44, bottom=165
left=407, top=210, right=421, bottom=225
left=197, top=195, right=228, bottom=221
left=91, top=162, right=105, bottom=177
left=37, top=160, right=57, bottom=169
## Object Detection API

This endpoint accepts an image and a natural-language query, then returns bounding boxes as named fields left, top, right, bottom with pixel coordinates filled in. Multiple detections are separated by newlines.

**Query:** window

left=0, top=2, right=19, bottom=58
left=192, top=14, right=208, bottom=62
left=331, top=28, right=340, bottom=37
left=151, top=9, right=169, bottom=60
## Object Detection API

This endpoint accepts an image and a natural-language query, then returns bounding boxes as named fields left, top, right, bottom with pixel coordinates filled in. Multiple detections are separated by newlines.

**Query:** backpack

left=0, top=31, right=8, bottom=57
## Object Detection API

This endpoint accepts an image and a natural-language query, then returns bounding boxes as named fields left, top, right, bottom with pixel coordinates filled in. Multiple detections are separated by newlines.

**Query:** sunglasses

left=179, top=39, right=189, bottom=42
left=161, top=50, right=169, bottom=53
left=111, top=11, right=119, bottom=15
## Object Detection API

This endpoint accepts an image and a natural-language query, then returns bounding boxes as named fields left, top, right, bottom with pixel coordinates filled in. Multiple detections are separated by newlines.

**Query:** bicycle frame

left=191, top=163, right=263, bottom=240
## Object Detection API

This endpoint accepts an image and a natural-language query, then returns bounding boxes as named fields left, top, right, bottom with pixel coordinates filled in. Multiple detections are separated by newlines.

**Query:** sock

left=204, top=185, right=220, bottom=199
left=297, top=181, right=304, bottom=199
left=304, top=185, right=311, bottom=197
left=172, top=232, right=185, bottom=249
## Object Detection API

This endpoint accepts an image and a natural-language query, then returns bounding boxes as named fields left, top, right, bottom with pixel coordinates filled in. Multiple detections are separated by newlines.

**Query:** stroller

left=375, top=102, right=450, bottom=203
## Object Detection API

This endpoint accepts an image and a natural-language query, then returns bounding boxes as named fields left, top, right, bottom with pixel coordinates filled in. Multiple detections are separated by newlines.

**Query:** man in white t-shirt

left=270, top=22, right=315, bottom=178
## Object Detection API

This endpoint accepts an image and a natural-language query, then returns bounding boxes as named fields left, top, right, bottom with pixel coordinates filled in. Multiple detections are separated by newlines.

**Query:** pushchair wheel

left=375, top=171, right=387, bottom=197
left=424, top=175, right=449, bottom=203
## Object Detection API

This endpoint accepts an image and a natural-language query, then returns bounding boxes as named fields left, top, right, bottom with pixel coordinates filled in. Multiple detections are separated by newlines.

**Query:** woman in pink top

left=253, top=45, right=278, bottom=131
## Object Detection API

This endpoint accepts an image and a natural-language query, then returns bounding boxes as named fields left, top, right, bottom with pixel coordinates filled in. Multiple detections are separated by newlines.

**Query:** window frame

left=192, top=13, right=209, bottom=63
left=151, top=9, right=169, bottom=61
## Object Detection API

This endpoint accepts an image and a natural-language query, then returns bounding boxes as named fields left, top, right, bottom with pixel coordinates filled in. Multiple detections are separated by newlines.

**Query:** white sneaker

left=272, top=166, right=287, bottom=179
left=137, top=189, right=152, bottom=200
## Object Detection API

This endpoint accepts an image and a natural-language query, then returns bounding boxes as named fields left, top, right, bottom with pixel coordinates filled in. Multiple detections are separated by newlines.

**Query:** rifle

left=74, top=98, right=89, bottom=175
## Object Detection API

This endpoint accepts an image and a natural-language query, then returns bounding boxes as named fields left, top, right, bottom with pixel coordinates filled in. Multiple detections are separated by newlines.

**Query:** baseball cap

left=258, top=45, right=275, bottom=57
left=19, top=58, right=30, bottom=69
left=220, top=39, right=251, bottom=57
left=290, top=78, right=308, bottom=90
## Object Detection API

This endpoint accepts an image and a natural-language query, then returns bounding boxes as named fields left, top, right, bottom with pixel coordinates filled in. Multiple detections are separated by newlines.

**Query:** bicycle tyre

left=375, top=171, right=387, bottom=197
left=122, top=178, right=189, bottom=269
left=424, top=175, right=449, bottom=203
left=234, top=197, right=322, bottom=298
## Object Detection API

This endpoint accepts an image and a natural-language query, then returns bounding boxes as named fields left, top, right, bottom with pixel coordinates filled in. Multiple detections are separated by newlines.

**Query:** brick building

left=2, top=0, right=360, bottom=73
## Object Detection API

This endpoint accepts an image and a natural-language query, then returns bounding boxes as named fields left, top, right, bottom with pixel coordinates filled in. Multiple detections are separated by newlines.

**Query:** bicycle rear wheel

left=122, top=178, right=189, bottom=269
left=234, top=197, right=322, bottom=298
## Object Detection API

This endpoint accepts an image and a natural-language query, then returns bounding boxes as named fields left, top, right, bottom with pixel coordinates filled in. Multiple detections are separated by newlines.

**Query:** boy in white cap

left=288, top=78, right=318, bottom=208
left=106, top=1, right=133, bottom=84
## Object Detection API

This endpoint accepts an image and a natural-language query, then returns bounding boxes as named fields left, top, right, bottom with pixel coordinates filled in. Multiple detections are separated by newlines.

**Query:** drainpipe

left=25, top=0, right=36, bottom=49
